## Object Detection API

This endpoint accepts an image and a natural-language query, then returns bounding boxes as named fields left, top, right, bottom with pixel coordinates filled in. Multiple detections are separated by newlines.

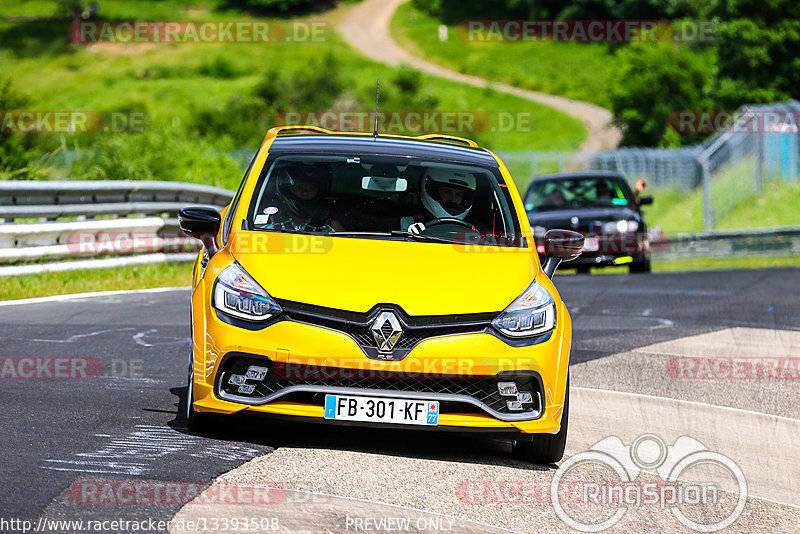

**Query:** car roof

left=267, top=134, right=500, bottom=168
left=531, top=170, right=626, bottom=182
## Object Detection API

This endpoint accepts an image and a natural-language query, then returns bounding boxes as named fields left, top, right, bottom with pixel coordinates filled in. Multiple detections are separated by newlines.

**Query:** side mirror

left=179, top=207, right=221, bottom=256
left=638, top=196, right=653, bottom=206
left=542, top=229, right=584, bottom=278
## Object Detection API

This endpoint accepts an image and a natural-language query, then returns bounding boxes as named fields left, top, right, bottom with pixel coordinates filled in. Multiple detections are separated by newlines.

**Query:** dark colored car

left=523, top=171, right=653, bottom=273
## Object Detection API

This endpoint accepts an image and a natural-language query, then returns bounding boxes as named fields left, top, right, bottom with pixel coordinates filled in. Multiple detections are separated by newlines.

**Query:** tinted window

left=247, top=154, right=524, bottom=247
left=525, top=177, right=633, bottom=211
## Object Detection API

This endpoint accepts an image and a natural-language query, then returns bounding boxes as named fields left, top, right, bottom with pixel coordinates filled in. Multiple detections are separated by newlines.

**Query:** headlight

left=492, top=280, right=556, bottom=338
left=213, top=262, right=281, bottom=322
left=602, top=220, right=639, bottom=233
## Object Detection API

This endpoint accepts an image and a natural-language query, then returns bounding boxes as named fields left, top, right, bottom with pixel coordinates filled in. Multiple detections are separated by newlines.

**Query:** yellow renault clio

left=180, top=126, right=583, bottom=463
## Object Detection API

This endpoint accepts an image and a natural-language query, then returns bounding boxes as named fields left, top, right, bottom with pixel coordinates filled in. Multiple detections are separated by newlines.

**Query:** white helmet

left=421, top=168, right=477, bottom=219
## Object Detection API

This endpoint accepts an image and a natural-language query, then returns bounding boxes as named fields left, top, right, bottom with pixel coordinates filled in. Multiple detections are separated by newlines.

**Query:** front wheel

left=184, top=359, right=215, bottom=432
left=512, top=380, right=569, bottom=464
left=629, top=257, right=651, bottom=273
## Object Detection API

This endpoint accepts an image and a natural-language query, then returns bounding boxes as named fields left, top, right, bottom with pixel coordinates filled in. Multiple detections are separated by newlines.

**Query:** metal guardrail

left=652, top=226, right=800, bottom=260
left=0, top=180, right=233, bottom=221
left=1, top=181, right=796, bottom=276
left=0, top=180, right=234, bottom=276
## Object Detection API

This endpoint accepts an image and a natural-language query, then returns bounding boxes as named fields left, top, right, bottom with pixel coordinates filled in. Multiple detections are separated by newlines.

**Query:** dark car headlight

left=601, top=220, right=639, bottom=233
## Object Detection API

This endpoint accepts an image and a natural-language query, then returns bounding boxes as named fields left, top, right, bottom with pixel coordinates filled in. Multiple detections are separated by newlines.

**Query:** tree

left=608, top=42, right=714, bottom=146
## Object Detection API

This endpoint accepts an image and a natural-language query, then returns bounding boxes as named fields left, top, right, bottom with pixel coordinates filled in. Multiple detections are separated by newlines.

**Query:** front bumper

left=190, top=289, right=572, bottom=435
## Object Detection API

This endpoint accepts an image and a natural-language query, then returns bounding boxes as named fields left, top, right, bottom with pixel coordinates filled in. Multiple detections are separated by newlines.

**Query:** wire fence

left=500, top=99, right=800, bottom=230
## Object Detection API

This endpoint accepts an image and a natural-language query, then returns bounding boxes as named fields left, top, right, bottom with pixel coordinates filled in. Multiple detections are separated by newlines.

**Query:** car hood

left=528, top=206, right=640, bottom=229
left=230, top=232, right=538, bottom=315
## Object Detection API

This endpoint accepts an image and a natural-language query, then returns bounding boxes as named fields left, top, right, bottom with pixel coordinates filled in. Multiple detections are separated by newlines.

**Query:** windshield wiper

left=389, top=230, right=458, bottom=244
left=328, top=230, right=458, bottom=244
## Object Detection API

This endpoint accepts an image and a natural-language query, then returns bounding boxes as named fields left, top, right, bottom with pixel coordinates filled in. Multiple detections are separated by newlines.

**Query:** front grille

left=277, top=300, right=495, bottom=359
left=218, top=355, right=542, bottom=418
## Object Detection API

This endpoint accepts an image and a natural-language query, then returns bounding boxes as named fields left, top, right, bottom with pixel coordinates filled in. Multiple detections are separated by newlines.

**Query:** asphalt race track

left=1, top=268, right=798, bottom=533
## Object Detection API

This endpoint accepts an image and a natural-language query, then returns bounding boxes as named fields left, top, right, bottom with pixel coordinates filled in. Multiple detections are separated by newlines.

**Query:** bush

left=68, top=126, right=243, bottom=189
left=391, top=65, right=439, bottom=108
left=412, top=0, right=697, bottom=24
left=0, top=78, right=45, bottom=179
left=192, top=93, right=274, bottom=146
left=224, top=0, right=333, bottom=15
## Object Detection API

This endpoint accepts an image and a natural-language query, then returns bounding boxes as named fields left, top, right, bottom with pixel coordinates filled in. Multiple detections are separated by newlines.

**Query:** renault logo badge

left=370, top=311, right=403, bottom=352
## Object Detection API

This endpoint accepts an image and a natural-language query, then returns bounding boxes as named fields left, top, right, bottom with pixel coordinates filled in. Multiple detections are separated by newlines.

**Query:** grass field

left=1, top=0, right=587, bottom=188
left=390, top=3, right=621, bottom=108
left=0, top=262, right=192, bottom=301
left=643, top=179, right=800, bottom=234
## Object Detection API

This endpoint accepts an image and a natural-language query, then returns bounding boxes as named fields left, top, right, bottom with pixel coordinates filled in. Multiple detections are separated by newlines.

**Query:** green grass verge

left=559, top=255, right=800, bottom=276
left=3, top=253, right=797, bottom=302
left=653, top=255, right=800, bottom=272
left=643, top=179, right=800, bottom=234
left=0, top=262, right=192, bottom=301
left=390, top=3, right=620, bottom=108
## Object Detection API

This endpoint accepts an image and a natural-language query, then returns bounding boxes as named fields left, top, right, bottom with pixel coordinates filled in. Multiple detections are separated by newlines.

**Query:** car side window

left=222, top=156, right=255, bottom=245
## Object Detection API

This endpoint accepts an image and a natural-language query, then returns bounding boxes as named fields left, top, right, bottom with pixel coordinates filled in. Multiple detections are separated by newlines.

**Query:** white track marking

left=570, top=387, right=800, bottom=507
left=42, top=425, right=262, bottom=475
left=133, top=328, right=190, bottom=348
left=29, top=327, right=135, bottom=343
left=573, top=386, right=800, bottom=423
left=0, top=286, right=189, bottom=307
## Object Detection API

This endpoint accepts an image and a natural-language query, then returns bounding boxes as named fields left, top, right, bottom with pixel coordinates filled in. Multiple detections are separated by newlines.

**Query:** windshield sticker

left=263, top=206, right=279, bottom=215
left=254, top=214, right=270, bottom=225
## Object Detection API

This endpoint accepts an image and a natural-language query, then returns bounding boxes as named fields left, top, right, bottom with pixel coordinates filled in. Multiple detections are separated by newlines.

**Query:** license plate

left=583, top=236, right=599, bottom=252
left=324, top=395, right=439, bottom=426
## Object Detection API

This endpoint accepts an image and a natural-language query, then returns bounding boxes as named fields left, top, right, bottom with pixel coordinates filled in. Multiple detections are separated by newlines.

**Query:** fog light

left=237, top=384, right=255, bottom=394
left=228, top=374, right=246, bottom=385
left=497, top=382, right=518, bottom=396
left=506, top=400, right=524, bottom=411
left=245, top=365, right=268, bottom=380
left=517, top=391, right=533, bottom=403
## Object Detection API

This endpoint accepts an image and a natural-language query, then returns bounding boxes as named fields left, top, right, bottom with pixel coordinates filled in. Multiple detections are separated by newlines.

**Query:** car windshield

left=525, top=177, right=633, bottom=211
left=247, top=154, right=524, bottom=247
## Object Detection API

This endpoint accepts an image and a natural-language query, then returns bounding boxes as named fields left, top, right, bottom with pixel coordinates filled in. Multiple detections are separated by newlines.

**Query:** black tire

left=629, top=257, right=651, bottom=273
left=184, top=359, right=215, bottom=432
left=512, top=380, right=569, bottom=464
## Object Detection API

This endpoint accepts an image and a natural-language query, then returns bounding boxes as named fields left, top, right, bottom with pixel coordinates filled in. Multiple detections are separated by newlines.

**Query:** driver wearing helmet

left=259, top=163, right=343, bottom=232
left=402, top=167, right=477, bottom=231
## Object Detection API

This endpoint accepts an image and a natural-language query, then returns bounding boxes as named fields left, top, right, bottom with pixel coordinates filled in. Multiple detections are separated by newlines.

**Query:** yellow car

left=179, top=126, right=583, bottom=463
